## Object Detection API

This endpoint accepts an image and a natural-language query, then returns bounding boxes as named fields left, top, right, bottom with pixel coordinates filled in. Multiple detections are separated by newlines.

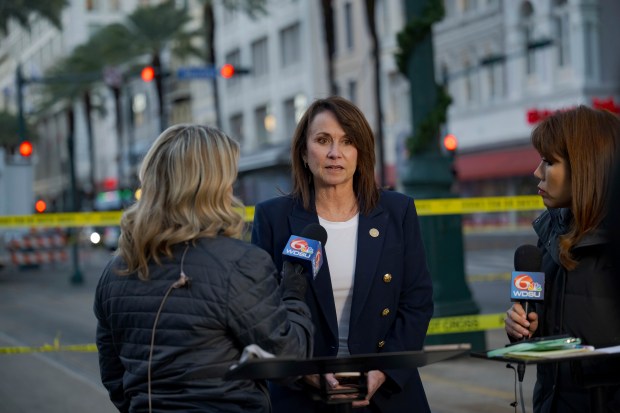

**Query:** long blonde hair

left=531, top=106, right=620, bottom=269
left=117, top=124, right=244, bottom=279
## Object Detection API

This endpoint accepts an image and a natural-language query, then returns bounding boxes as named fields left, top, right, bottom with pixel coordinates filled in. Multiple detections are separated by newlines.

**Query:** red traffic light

left=443, top=134, right=458, bottom=152
left=141, top=66, right=155, bottom=82
left=35, top=199, right=47, bottom=213
left=19, top=141, right=33, bottom=157
left=220, top=64, right=235, bottom=79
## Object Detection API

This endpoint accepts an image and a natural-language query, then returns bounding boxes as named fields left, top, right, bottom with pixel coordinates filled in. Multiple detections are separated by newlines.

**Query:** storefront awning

left=455, top=146, right=541, bottom=182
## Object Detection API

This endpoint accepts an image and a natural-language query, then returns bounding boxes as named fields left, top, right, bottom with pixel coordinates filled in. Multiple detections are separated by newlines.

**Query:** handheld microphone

left=511, top=244, right=545, bottom=316
left=282, top=223, right=327, bottom=280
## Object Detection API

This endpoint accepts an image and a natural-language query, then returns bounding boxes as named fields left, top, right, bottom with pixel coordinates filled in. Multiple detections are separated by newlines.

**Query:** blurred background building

left=0, top=0, right=619, bottom=225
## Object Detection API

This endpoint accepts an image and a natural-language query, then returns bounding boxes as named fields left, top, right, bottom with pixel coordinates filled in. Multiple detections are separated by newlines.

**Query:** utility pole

left=16, top=65, right=26, bottom=143
left=399, top=0, right=484, bottom=350
left=67, top=109, right=83, bottom=285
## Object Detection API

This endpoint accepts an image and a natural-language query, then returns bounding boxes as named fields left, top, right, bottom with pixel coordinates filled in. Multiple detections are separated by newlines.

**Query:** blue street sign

left=177, top=66, right=217, bottom=80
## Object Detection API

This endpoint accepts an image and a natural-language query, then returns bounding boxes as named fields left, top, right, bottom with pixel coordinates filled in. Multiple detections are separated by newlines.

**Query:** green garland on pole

left=395, top=0, right=452, bottom=156
left=407, top=85, right=452, bottom=155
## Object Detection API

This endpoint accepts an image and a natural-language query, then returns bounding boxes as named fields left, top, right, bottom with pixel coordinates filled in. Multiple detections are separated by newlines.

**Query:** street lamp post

left=399, top=0, right=484, bottom=350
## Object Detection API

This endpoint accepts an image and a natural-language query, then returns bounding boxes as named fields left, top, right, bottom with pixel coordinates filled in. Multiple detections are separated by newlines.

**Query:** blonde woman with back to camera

left=94, top=124, right=313, bottom=413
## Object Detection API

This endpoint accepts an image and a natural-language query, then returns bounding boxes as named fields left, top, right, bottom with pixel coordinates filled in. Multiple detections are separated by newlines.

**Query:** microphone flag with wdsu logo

left=511, top=245, right=545, bottom=311
left=282, top=223, right=327, bottom=280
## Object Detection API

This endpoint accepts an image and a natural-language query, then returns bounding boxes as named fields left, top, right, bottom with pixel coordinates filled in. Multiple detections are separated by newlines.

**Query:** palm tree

left=38, top=54, right=101, bottom=207
left=363, top=0, right=386, bottom=186
left=0, top=0, right=67, bottom=35
left=117, top=0, right=198, bottom=132
left=79, top=23, right=142, bottom=190
left=198, top=0, right=266, bottom=127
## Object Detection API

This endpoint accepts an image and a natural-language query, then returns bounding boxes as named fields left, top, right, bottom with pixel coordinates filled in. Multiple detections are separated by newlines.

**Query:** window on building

left=110, top=0, right=121, bottom=11
left=254, top=105, right=270, bottom=146
left=229, top=113, right=244, bottom=146
left=444, top=0, right=457, bottom=17
left=520, top=1, right=536, bottom=76
left=480, top=49, right=505, bottom=100
left=348, top=80, right=357, bottom=104
left=252, top=37, right=269, bottom=77
left=170, top=97, right=192, bottom=125
left=553, top=0, right=570, bottom=68
left=282, top=94, right=307, bottom=140
left=86, top=0, right=100, bottom=11
left=224, top=48, right=241, bottom=89
left=283, top=98, right=296, bottom=140
left=280, top=22, right=301, bottom=68
left=584, top=21, right=595, bottom=78
left=440, top=63, right=449, bottom=86
left=87, top=23, right=104, bottom=37
left=376, top=0, right=387, bottom=37
left=486, top=62, right=496, bottom=99
left=463, top=58, right=474, bottom=103
left=132, top=93, right=148, bottom=127
left=344, top=2, right=354, bottom=51
left=457, top=0, right=476, bottom=13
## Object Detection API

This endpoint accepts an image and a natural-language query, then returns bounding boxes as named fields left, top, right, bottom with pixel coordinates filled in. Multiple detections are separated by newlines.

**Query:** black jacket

left=94, top=236, right=313, bottom=413
left=531, top=209, right=620, bottom=413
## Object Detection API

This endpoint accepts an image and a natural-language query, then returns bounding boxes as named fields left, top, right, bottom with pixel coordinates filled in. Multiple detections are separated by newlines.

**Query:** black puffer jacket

left=531, top=209, right=620, bottom=413
left=94, top=236, right=313, bottom=413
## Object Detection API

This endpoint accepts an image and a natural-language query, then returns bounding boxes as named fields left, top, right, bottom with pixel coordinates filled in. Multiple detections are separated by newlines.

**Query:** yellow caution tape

left=0, top=343, right=98, bottom=354
left=0, top=313, right=506, bottom=354
left=414, top=195, right=544, bottom=216
left=0, top=336, right=98, bottom=354
left=0, top=211, right=123, bottom=228
left=427, top=313, right=506, bottom=335
left=467, top=272, right=512, bottom=283
left=0, top=196, right=543, bottom=228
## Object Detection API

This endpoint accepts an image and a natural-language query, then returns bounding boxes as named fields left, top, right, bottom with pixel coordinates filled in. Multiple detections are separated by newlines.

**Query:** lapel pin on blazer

left=369, top=228, right=379, bottom=238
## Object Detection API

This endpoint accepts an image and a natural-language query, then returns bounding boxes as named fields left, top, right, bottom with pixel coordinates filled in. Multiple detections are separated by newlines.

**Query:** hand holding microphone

left=505, top=245, right=544, bottom=340
left=280, top=223, right=328, bottom=301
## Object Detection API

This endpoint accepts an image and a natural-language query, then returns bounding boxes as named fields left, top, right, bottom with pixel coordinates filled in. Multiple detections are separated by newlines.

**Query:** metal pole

left=400, top=0, right=483, bottom=350
left=67, top=109, right=83, bottom=285
left=16, top=65, right=26, bottom=142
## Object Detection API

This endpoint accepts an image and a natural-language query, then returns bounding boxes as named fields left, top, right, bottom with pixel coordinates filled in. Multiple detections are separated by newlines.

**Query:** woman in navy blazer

left=251, top=96, right=433, bottom=413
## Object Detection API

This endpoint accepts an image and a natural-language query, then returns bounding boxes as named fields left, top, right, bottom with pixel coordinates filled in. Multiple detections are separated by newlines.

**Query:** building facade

left=1, top=0, right=618, bottom=218
left=435, top=0, right=620, bottom=224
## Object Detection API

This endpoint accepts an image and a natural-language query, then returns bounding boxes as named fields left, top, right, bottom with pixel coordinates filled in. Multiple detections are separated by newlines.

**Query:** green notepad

left=488, top=337, right=591, bottom=358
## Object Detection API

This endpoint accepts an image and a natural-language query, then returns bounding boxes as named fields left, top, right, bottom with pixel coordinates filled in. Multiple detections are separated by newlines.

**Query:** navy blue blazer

left=251, top=190, right=433, bottom=413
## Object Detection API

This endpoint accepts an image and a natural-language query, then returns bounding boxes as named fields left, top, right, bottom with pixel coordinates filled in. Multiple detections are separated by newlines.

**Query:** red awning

left=455, top=146, right=541, bottom=182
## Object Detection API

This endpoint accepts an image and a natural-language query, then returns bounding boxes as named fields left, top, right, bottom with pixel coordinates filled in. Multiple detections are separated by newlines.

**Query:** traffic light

left=220, top=64, right=235, bottom=79
left=219, top=64, right=250, bottom=79
left=35, top=199, right=47, bottom=213
left=443, top=133, right=458, bottom=154
left=141, top=66, right=155, bottom=82
left=19, top=140, right=33, bottom=157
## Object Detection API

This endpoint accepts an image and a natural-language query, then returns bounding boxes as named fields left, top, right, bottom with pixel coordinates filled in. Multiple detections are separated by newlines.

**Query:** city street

left=0, top=228, right=539, bottom=413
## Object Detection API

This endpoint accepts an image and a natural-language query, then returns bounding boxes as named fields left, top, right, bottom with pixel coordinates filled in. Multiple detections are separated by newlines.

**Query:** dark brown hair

left=531, top=105, right=620, bottom=269
left=290, top=96, right=379, bottom=214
